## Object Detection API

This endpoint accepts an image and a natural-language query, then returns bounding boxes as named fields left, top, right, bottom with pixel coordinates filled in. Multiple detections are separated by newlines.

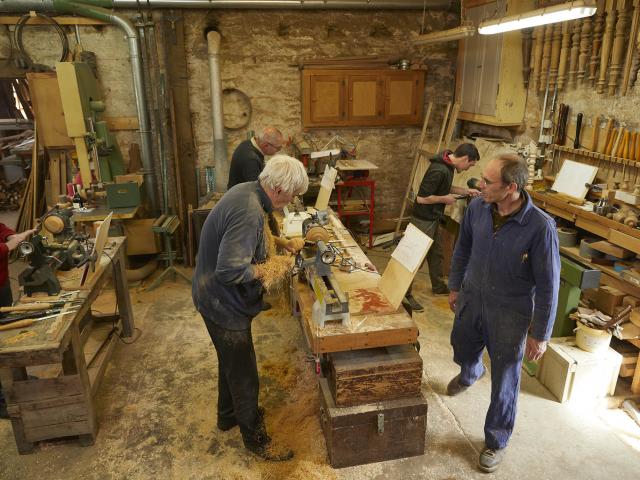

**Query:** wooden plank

left=21, top=398, right=88, bottom=429
left=575, top=216, right=610, bottom=238
left=589, top=240, right=635, bottom=258
left=88, top=323, right=120, bottom=397
left=25, top=420, right=91, bottom=444
left=608, top=229, right=640, bottom=255
left=9, top=376, right=82, bottom=404
left=26, top=72, right=72, bottom=148
left=163, top=11, right=197, bottom=221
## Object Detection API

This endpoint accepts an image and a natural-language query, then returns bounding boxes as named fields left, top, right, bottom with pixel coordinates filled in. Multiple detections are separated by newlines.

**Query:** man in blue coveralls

left=447, top=154, right=560, bottom=473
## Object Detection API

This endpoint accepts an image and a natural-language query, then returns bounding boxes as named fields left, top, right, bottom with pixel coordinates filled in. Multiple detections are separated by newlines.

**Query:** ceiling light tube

left=413, top=25, right=476, bottom=45
left=478, top=0, right=597, bottom=35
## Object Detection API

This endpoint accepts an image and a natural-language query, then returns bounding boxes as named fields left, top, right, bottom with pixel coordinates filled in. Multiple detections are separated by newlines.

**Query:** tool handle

left=0, top=303, right=53, bottom=313
left=0, top=319, right=36, bottom=331
left=574, top=113, right=583, bottom=149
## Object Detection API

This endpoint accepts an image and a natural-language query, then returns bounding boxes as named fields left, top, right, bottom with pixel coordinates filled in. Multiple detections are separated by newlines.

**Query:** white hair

left=259, top=155, right=309, bottom=195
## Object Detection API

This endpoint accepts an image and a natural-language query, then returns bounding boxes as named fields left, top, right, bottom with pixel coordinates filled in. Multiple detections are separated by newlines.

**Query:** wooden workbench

left=292, top=213, right=418, bottom=355
left=0, top=237, right=134, bottom=453
left=71, top=206, right=139, bottom=223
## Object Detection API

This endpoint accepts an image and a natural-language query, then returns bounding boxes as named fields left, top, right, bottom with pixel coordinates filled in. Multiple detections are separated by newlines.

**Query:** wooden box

left=319, top=377, right=427, bottom=468
left=327, top=345, right=422, bottom=407
left=122, top=218, right=161, bottom=255
left=596, top=286, right=626, bottom=316
left=536, top=337, right=622, bottom=403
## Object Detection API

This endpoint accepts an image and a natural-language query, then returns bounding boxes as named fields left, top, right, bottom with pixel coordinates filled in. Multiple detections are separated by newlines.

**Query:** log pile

left=0, top=178, right=27, bottom=211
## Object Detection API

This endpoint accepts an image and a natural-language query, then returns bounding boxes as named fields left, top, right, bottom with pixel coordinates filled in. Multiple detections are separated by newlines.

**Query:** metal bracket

left=377, top=413, right=384, bottom=435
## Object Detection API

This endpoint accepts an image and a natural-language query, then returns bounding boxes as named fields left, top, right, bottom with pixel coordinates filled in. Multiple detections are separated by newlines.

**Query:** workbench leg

left=113, top=242, right=135, bottom=338
left=62, top=327, right=98, bottom=444
left=632, top=352, right=640, bottom=394
left=1, top=367, right=35, bottom=454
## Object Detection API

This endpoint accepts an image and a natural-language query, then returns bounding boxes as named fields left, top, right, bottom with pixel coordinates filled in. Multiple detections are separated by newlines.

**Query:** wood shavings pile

left=255, top=255, right=294, bottom=291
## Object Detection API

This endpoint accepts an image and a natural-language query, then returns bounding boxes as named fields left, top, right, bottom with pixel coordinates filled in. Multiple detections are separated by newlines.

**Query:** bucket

left=575, top=324, right=612, bottom=354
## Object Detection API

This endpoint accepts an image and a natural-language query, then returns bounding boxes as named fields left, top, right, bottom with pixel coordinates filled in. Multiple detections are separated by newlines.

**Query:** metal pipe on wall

left=207, top=30, right=228, bottom=192
left=0, top=0, right=453, bottom=10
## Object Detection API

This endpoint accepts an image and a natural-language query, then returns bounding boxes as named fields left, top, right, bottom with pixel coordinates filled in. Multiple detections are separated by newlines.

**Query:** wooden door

left=384, top=71, right=423, bottom=124
left=307, top=73, right=345, bottom=125
left=347, top=74, right=384, bottom=124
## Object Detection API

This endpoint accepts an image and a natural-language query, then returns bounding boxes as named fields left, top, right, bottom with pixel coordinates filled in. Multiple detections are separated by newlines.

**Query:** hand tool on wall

left=574, top=113, right=584, bottom=149
left=622, top=129, right=631, bottom=159
left=590, top=115, right=601, bottom=152
left=601, top=117, right=615, bottom=154
left=630, top=131, right=637, bottom=160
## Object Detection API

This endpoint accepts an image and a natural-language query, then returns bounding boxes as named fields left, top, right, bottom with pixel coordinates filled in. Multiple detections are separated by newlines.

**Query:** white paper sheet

left=391, top=223, right=433, bottom=273
left=320, top=165, right=338, bottom=190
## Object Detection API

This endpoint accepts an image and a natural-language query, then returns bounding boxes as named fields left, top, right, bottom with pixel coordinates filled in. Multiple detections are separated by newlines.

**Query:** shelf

left=552, top=144, right=640, bottom=168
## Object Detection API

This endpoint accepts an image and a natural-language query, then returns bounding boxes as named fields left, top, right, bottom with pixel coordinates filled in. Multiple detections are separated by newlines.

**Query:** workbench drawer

left=319, top=377, right=427, bottom=468
left=327, top=344, right=422, bottom=406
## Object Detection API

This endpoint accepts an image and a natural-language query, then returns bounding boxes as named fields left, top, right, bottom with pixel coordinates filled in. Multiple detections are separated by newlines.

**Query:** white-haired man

left=193, top=155, right=308, bottom=461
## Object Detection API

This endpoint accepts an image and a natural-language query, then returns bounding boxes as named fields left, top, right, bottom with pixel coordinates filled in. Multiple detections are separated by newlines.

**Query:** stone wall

left=0, top=7, right=459, bottom=222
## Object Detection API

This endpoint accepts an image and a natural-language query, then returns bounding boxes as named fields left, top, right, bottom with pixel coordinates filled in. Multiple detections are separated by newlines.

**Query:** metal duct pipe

left=0, top=0, right=453, bottom=11
left=206, top=30, right=227, bottom=192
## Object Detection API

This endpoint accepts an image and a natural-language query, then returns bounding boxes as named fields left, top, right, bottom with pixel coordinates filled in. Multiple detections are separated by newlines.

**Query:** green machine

left=552, top=254, right=601, bottom=337
left=57, top=61, right=125, bottom=185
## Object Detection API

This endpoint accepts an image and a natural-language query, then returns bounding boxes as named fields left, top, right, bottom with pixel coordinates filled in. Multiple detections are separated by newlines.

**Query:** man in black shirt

left=405, top=143, right=480, bottom=313
left=227, top=126, right=284, bottom=188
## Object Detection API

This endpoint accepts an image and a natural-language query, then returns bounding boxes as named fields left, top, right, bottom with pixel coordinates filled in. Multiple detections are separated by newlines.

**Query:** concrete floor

left=0, top=248, right=639, bottom=479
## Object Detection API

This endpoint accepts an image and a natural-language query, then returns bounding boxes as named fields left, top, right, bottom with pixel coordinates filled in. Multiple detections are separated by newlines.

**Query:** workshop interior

left=0, top=0, right=638, bottom=478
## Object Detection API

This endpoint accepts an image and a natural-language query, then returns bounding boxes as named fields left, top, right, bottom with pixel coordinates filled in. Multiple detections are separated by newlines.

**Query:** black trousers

left=202, top=316, right=266, bottom=447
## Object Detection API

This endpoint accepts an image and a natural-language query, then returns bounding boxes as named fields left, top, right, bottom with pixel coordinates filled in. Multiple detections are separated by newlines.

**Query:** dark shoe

left=261, top=301, right=272, bottom=311
left=217, top=406, right=265, bottom=431
left=246, top=440, right=294, bottom=462
left=446, top=367, right=486, bottom=396
left=404, top=293, right=424, bottom=313
left=478, top=446, right=506, bottom=473
left=0, top=401, right=8, bottom=420
left=432, top=285, right=450, bottom=295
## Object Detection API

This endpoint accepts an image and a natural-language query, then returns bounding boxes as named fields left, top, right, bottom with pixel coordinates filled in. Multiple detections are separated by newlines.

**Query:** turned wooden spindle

left=621, top=0, right=640, bottom=95
left=597, top=0, right=617, bottom=94
left=578, top=17, right=592, bottom=85
left=609, top=0, right=630, bottom=95
left=590, top=0, right=607, bottom=85
left=631, top=20, right=640, bottom=87
left=549, top=23, right=563, bottom=90
left=558, top=22, right=571, bottom=91
left=568, top=20, right=582, bottom=89
left=539, top=24, right=553, bottom=92
left=532, top=26, right=544, bottom=91
left=521, top=28, right=534, bottom=89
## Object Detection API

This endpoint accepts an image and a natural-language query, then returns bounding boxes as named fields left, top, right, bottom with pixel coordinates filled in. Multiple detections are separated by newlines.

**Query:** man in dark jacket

left=227, top=126, right=284, bottom=189
left=193, top=155, right=308, bottom=461
left=405, top=143, right=480, bottom=313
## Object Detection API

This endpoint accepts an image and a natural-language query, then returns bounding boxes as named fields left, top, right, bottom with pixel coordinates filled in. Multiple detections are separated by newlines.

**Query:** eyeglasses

left=265, top=141, right=283, bottom=151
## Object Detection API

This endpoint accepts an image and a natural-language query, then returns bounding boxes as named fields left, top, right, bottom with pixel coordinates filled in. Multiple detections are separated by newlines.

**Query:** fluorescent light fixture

left=413, top=24, right=476, bottom=45
left=478, top=0, right=597, bottom=35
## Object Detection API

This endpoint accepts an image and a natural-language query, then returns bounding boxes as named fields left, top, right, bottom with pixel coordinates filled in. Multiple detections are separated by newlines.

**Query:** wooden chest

left=319, top=377, right=427, bottom=468
left=327, top=344, right=422, bottom=407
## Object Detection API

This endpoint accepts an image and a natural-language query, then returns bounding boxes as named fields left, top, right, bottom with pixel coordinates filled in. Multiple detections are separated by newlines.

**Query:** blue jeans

left=450, top=281, right=529, bottom=449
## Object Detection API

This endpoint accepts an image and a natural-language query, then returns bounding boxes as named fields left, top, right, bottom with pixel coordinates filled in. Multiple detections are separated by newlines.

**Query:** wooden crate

left=319, top=377, right=427, bottom=468
left=327, top=344, right=422, bottom=407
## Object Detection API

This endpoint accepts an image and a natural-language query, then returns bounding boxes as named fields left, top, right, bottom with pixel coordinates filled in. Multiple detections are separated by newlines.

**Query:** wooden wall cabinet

left=458, top=0, right=534, bottom=126
left=302, top=69, right=425, bottom=128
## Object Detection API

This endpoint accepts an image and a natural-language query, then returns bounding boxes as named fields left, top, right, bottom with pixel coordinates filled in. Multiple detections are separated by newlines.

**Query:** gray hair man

left=227, top=126, right=285, bottom=189
left=193, top=155, right=308, bottom=461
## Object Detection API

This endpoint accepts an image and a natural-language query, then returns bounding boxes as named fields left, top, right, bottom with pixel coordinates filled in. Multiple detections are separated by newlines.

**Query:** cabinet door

left=309, top=74, right=345, bottom=125
left=348, top=74, right=384, bottom=124
left=384, top=71, right=423, bottom=124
